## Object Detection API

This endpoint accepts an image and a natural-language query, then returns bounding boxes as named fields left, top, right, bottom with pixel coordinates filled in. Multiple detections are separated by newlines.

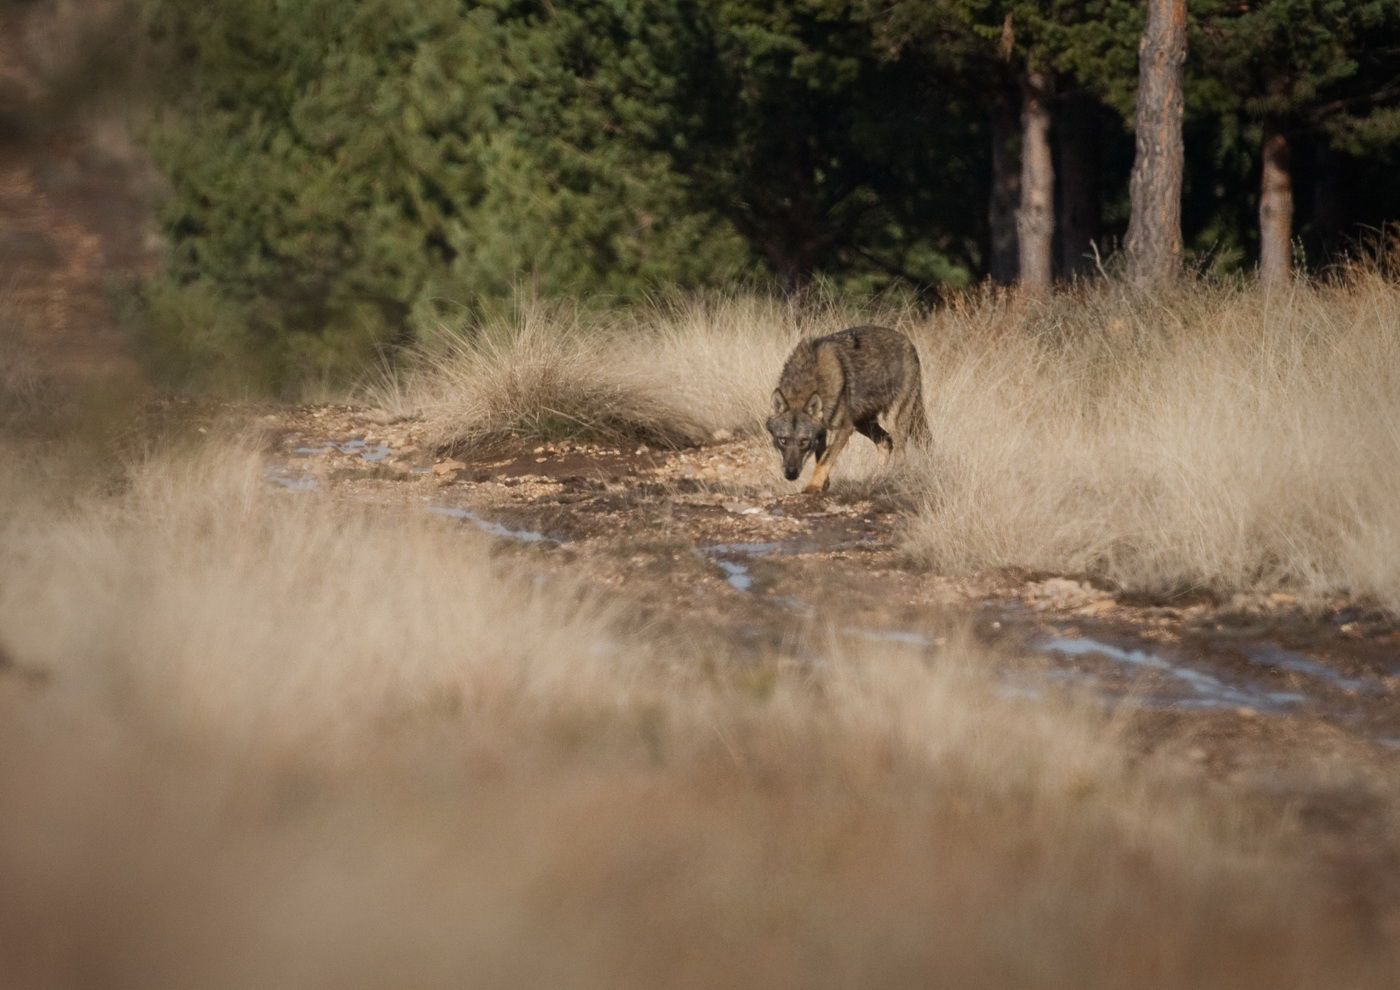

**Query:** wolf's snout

left=784, top=467, right=800, bottom=481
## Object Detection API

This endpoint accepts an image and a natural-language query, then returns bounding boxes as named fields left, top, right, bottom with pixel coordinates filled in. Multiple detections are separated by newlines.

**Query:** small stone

left=721, top=501, right=762, bottom=515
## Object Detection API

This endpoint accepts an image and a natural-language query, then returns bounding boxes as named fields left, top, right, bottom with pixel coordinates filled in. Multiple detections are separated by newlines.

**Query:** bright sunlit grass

left=905, top=269, right=1400, bottom=609
left=393, top=266, right=1400, bottom=609
left=387, top=291, right=903, bottom=449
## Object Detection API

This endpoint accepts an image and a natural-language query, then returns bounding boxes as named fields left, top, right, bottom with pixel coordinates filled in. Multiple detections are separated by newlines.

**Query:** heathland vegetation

left=389, top=259, right=1400, bottom=610
left=4, top=319, right=1400, bottom=987
left=5, top=1, right=1400, bottom=985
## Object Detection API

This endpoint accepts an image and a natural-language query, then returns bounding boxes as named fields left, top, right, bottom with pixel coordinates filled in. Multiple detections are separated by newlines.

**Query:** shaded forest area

left=33, top=0, right=1400, bottom=385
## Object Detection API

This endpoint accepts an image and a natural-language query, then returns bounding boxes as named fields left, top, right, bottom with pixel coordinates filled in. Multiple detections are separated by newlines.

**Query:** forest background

left=102, top=0, right=1400, bottom=387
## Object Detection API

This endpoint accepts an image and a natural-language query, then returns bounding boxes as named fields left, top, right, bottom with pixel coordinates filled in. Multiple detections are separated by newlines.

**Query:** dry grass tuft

left=392, top=272, right=1400, bottom=608
left=2, top=438, right=1398, bottom=987
left=388, top=293, right=891, bottom=451
left=905, top=271, right=1400, bottom=608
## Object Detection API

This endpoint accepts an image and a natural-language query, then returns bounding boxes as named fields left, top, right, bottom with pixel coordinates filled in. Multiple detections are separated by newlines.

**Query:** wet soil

left=259, top=404, right=1400, bottom=780
left=252, top=404, right=1400, bottom=933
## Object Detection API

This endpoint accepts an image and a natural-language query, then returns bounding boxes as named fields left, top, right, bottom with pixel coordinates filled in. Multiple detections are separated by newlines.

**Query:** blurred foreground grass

left=0, top=426, right=1397, bottom=987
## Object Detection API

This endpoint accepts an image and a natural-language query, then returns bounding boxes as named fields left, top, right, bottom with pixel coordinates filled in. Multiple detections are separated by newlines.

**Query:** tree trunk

left=1124, top=0, right=1186, bottom=285
left=1259, top=118, right=1294, bottom=285
left=1056, top=91, right=1099, bottom=279
left=1016, top=66, right=1054, bottom=293
left=988, top=97, right=1020, bottom=285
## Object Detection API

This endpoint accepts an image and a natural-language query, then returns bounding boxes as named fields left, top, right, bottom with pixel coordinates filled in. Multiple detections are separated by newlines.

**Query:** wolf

left=766, top=325, right=929, bottom=493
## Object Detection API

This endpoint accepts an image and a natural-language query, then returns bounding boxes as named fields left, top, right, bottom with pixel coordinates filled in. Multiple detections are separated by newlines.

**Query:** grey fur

left=766, top=325, right=929, bottom=493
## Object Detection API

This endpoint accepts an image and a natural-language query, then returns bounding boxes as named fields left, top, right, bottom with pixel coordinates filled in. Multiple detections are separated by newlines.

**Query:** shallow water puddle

left=1036, top=635, right=1306, bottom=712
left=426, top=505, right=564, bottom=545
left=265, top=467, right=319, bottom=491
left=714, top=559, right=753, bottom=592
left=1029, top=630, right=1399, bottom=716
left=1236, top=643, right=1378, bottom=694
left=696, top=539, right=825, bottom=600
left=295, top=437, right=395, bottom=462
left=695, top=541, right=780, bottom=593
left=697, top=546, right=768, bottom=593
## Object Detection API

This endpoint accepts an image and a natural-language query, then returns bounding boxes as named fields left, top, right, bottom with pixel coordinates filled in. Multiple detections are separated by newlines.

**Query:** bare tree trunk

left=988, top=98, right=1020, bottom=285
left=1124, top=0, right=1186, bottom=285
left=1016, top=66, right=1054, bottom=293
left=1259, top=118, right=1294, bottom=285
left=1056, top=91, right=1099, bottom=279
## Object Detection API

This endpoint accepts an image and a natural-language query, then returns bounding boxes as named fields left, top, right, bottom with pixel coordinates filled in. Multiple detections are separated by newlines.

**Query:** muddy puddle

left=265, top=466, right=319, bottom=491
left=689, top=532, right=1398, bottom=739
left=294, top=437, right=399, bottom=463
left=425, top=505, right=565, bottom=546
left=1033, top=634, right=1310, bottom=712
left=698, top=541, right=805, bottom=597
left=266, top=423, right=1400, bottom=747
left=422, top=499, right=1400, bottom=737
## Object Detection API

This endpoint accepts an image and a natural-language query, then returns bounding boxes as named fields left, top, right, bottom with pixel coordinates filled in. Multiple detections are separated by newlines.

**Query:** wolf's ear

left=771, top=390, right=788, bottom=414
left=804, top=393, right=824, bottom=419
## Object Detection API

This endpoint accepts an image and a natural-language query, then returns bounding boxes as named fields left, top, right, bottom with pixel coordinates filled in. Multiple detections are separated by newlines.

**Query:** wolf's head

left=766, top=391, right=827, bottom=482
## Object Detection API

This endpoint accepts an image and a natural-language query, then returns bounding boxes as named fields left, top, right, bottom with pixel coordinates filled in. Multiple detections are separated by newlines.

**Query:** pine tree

left=1123, top=0, right=1186, bottom=284
left=1193, top=0, right=1400, bottom=282
left=667, top=1, right=983, bottom=292
left=138, top=0, right=750, bottom=386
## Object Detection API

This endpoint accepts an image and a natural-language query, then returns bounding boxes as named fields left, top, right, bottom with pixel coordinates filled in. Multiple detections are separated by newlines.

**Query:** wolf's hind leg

left=887, top=392, right=930, bottom=456
left=855, top=418, right=893, bottom=467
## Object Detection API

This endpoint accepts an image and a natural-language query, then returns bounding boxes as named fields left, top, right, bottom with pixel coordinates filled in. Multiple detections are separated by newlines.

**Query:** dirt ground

left=258, top=403, right=1400, bottom=759
left=240, top=402, right=1400, bottom=936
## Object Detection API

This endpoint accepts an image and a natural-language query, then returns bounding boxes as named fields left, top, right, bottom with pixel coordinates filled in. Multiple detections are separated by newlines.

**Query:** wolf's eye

left=798, top=439, right=809, bottom=450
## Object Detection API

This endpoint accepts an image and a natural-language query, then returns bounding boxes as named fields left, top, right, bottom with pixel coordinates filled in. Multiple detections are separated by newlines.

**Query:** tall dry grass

left=395, top=268, right=1400, bottom=608
left=388, top=292, right=905, bottom=449
left=907, top=269, right=1400, bottom=608
left=3, top=438, right=1395, bottom=987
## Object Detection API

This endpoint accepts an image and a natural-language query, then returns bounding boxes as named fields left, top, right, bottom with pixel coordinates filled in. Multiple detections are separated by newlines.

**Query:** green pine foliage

left=137, top=0, right=751, bottom=391
left=131, top=0, right=1400, bottom=391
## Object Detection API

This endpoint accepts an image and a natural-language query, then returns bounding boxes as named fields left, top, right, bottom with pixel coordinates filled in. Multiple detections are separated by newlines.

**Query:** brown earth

left=260, top=403, right=1400, bottom=751
left=248, top=403, right=1400, bottom=937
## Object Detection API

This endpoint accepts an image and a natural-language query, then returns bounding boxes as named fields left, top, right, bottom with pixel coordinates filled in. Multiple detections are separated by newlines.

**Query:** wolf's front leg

left=804, top=425, right=852, bottom=493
